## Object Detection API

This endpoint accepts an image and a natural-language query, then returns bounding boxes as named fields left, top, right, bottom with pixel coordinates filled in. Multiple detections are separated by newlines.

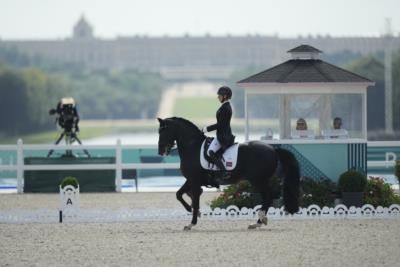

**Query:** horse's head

left=158, top=117, right=205, bottom=156
left=157, top=118, right=176, bottom=156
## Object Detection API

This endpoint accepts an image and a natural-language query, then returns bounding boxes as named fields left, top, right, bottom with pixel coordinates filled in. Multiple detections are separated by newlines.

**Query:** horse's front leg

left=184, top=183, right=202, bottom=231
left=176, top=181, right=192, bottom=212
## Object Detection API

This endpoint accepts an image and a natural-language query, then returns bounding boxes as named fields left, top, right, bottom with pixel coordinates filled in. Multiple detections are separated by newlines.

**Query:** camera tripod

left=47, top=129, right=90, bottom=158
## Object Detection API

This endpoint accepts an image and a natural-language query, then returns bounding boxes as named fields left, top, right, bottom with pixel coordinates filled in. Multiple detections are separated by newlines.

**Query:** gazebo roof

left=238, top=45, right=373, bottom=84
left=287, top=44, right=323, bottom=53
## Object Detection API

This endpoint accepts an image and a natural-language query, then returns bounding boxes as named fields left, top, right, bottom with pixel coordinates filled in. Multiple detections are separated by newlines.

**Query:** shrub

left=338, top=169, right=367, bottom=193
left=209, top=177, right=282, bottom=209
left=395, top=161, right=400, bottom=184
left=364, top=176, right=400, bottom=207
left=60, top=176, right=79, bottom=189
left=269, top=175, right=282, bottom=199
left=209, top=181, right=258, bottom=209
left=300, top=176, right=336, bottom=207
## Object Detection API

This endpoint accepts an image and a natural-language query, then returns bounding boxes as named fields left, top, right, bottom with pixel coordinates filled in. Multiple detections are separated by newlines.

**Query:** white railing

left=1, top=204, right=400, bottom=224
left=1, top=139, right=398, bottom=194
left=367, top=161, right=396, bottom=168
left=0, top=139, right=179, bottom=193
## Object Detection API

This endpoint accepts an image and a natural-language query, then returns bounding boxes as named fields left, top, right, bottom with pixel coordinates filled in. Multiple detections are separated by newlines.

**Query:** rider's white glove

left=202, top=126, right=208, bottom=133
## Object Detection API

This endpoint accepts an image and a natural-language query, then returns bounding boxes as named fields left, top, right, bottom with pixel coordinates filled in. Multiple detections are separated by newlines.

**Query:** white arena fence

left=0, top=139, right=180, bottom=193
left=0, top=139, right=398, bottom=193
left=0, top=204, right=399, bottom=224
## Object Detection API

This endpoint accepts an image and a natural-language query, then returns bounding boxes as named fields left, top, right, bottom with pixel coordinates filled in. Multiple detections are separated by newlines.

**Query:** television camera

left=47, top=97, right=90, bottom=157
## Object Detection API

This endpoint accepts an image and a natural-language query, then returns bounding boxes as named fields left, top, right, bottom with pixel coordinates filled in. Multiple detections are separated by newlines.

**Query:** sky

left=0, top=0, right=399, bottom=40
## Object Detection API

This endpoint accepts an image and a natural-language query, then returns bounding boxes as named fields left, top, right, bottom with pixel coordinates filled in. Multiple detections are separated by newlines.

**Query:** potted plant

left=60, top=176, right=79, bottom=189
left=338, top=169, right=367, bottom=207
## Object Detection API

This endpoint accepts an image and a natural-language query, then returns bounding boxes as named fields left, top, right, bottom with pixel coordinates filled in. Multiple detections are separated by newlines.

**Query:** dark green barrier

left=24, top=157, right=116, bottom=193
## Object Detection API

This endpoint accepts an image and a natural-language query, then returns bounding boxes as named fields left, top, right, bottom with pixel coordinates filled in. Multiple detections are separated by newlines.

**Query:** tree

left=227, top=65, right=266, bottom=118
left=0, top=68, right=62, bottom=135
left=346, top=56, right=386, bottom=133
left=347, top=50, right=400, bottom=135
left=392, top=49, right=400, bottom=131
left=0, top=70, right=29, bottom=134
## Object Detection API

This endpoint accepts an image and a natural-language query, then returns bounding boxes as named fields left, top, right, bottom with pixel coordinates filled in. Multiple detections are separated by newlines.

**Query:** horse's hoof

left=183, top=224, right=194, bottom=231
left=248, top=223, right=262, bottom=230
left=258, top=210, right=268, bottom=225
left=261, top=216, right=268, bottom=225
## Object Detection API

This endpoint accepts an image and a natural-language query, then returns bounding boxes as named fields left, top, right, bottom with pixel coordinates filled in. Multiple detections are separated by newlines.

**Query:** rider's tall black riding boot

left=209, top=150, right=226, bottom=171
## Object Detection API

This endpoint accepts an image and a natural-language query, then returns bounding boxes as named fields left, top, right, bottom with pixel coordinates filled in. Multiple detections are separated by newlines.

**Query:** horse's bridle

left=159, top=124, right=177, bottom=156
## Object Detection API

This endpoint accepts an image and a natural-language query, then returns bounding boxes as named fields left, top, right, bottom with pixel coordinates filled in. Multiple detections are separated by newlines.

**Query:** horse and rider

left=157, top=86, right=300, bottom=230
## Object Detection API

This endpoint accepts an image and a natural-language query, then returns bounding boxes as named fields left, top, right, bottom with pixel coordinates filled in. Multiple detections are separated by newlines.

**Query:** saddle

left=200, top=137, right=239, bottom=171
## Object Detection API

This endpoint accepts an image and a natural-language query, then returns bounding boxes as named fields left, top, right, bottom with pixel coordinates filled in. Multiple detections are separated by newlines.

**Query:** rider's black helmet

left=217, top=86, right=232, bottom=99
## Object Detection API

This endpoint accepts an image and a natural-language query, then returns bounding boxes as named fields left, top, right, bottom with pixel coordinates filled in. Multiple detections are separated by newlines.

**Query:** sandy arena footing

left=0, top=192, right=399, bottom=266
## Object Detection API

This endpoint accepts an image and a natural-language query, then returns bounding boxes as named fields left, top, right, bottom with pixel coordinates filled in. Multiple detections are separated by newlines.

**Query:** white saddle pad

left=200, top=140, right=239, bottom=171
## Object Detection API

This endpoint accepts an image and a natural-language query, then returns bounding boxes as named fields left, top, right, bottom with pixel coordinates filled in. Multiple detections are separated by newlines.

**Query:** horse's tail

left=276, top=148, right=300, bottom=214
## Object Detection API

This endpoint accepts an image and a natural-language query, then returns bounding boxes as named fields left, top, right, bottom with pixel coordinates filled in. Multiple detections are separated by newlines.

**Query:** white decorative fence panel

left=1, top=204, right=399, bottom=224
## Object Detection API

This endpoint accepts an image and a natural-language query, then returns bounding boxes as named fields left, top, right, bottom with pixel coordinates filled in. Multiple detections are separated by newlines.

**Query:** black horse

left=157, top=117, right=300, bottom=230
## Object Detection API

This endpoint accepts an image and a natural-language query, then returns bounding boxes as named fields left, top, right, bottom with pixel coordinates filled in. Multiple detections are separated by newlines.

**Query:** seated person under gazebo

left=321, top=117, right=348, bottom=139
left=291, top=118, right=315, bottom=139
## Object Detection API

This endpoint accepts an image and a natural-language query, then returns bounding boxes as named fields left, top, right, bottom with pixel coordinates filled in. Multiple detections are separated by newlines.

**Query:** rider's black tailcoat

left=206, top=101, right=235, bottom=148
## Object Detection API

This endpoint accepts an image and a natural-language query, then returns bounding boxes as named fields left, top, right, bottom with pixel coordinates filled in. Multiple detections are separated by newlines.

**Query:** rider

left=202, top=86, right=235, bottom=171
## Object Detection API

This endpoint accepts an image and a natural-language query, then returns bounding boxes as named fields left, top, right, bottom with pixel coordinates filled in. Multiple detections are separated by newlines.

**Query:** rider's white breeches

left=207, top=138, right=221, bottom=156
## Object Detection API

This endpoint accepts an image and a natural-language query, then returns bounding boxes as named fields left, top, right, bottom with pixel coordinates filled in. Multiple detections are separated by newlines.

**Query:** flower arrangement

left=209, top=181, right=259, bottom=209
left=364, top=176, right=400, bottom=207
left=209, top=177, right=282, bottom=209
left=300, top=176, right=336, bottom=207
left=395, top=161, right=400, bottom=185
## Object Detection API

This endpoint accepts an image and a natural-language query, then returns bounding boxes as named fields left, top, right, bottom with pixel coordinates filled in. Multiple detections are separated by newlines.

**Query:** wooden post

left=16, top=139, right=23, bottom=193
left=115, top=139, right=122, bottom=192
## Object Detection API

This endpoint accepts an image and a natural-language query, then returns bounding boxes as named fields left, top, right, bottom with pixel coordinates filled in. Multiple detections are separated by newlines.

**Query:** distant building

left=0, top=16, right=399, bottom=80
left=73, top=15, right=94, bottom=39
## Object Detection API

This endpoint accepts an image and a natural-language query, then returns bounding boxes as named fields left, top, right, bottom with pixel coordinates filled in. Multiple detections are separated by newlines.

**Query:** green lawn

left=173, top=97, right=219, bottom=119
left=0, top=122, right=159, bottom=144
left=0, top=98, right=223, bottom=145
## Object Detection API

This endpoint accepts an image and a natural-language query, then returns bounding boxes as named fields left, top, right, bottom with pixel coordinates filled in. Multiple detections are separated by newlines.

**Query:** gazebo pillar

left=244, top=91, right=249, bottom=141
left=280, top=95, right=291, bottom=139
left=319, top=95, right=332, bottom=131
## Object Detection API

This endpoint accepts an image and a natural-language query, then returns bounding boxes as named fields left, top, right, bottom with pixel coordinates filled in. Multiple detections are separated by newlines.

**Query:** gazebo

left=237, top=44, right=374, bottom=141
left=237, top=44, right=375, bottom=180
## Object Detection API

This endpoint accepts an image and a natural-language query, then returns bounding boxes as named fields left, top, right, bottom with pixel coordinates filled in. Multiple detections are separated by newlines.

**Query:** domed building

left=73, top=15, right=94, bottom=39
